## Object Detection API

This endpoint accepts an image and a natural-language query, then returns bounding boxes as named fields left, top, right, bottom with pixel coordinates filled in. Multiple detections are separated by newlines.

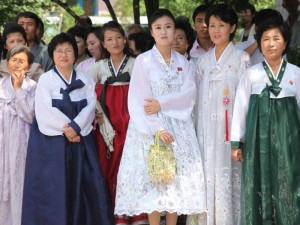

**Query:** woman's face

left=208, top=15, right=235, bottom=47
left=7, top=51, right=30, bottom=77
left=102, top=29, right=126, bottom=56
left=53, top=42, right=75, bottom=69
left=128, top=39, right=141, bottom=57
left=86, top=33, right=101, bottom=60
left=75, top=36, right=87, bottom=58
left=171, top=28, right=189, bottom=55
left=5, top=32, right=26, bottom=50
left=260, top=28, right=286, bottom=62
left=151, top=16, right=175, bottom=47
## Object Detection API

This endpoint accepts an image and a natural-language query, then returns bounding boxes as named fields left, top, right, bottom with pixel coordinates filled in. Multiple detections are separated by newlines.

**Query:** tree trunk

left=144, top=0, right=159, bottom=25
left=102, top=0, right=118, bottom=23
left=133, top=0, right=140, bottom=24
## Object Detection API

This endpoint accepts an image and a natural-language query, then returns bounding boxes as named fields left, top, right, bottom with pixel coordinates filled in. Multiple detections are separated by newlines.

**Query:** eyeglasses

left=54, top=48, right=73, bottom=55
left=174, top=35, right=187, bottom=42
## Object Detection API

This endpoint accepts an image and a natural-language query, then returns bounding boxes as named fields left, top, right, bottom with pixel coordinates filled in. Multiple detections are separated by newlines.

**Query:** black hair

left=6, top=45, right=34, bottom=65
left=75, top=15, right=92, bottom=27
left=255, top=13, right=291, bottom=55
left=239, top=3, right=256, bottom=15
left=205, top=3, right=238, bottom=41
left=48, top=32, right=78, bottom=61
left=149, top=8, right=175, bottom=30
left=2, top=22, right=27, bottom=59
left=192, top=4, right=212, bottom=23
left=175, top=17, right=196, bottom=55
left=100, top=21, right=131, bottom=59
left=15, top=11, right=40, bottom=28
left=253, top=9, right=283, bottom=27
left=128, top=32, right=154, bottom=56
left=67, top=26, right=88, bottom=42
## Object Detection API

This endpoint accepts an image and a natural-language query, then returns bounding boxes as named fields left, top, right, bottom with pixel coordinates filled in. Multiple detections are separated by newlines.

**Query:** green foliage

left=287, top=45, right=300, bottom=67
left=0, top=0, right=53, bottom=28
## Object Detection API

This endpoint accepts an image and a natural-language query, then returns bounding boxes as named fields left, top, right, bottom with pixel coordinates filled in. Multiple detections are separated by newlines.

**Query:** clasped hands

left=63, top=124, right=80, bottom=143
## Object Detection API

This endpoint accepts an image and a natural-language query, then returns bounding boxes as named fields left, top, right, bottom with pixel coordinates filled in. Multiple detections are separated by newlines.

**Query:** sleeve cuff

left=69, top=121, right=81, bottom=134
left=231, top=141, right=243, bottom=149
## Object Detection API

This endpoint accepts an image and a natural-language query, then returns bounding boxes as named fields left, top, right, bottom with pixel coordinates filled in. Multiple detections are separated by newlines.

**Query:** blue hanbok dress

left=21, top=68, right=114, bottom=225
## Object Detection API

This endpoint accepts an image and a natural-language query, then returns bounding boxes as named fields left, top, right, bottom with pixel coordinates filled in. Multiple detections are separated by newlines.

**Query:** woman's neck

left=266, top=58, right=282, bottom=76
left=111, top=53, right=125, bottom=70
left=57, top=66, right=72, bottom=82
left=156, top=45, right=172, bottom=64
left=215, top=42, right=230, bottom=61
left=75, top=53, right=88, bottom=66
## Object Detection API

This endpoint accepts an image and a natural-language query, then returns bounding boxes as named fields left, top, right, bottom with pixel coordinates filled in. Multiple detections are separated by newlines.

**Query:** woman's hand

left=144, top=98, right=161, bottom=115
left=232, top=148, right=243, bottom=162
left=63, top=124, right=79, bottom=142
left=11, top=69, right=26, bottom=90
left=159, top=130, right=174, bottom=145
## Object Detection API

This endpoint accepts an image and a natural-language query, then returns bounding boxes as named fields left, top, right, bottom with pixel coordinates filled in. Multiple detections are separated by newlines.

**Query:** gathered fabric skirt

left=241, top=95, right=300, bottom=225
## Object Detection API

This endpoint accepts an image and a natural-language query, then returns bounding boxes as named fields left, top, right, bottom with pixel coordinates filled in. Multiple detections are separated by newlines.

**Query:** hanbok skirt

left=241, top=95, right=300, bottom=225
left=21, top=97, right=115, bottom=225
left=115, top=114, right=206, bottom=216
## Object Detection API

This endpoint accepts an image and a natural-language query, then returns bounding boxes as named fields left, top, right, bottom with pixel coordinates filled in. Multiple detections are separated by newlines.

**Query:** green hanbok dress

left=231, top=59, right=300, bottom=225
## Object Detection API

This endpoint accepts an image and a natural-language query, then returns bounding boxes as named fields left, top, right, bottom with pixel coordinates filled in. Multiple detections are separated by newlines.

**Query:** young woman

left=0, top=45, right=35, bottom=225
left=115, top=9, right=206, bottom=225
left=76, top=26, right=102, bottom=72
left=192, top=4, right=250, bottom=225
left=87, top=21, right=145, bottom=225
left=67, top=25, right=90, bottom=69
left=231, top=11, right=300, bottom=225
left=21, top=33, right=114, bottom=225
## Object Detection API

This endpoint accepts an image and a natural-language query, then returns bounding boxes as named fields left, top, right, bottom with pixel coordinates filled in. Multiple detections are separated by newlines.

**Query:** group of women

left=0, top=3, right=300, bottom=225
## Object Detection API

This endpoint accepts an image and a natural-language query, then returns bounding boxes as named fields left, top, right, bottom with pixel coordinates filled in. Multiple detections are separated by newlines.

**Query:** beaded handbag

left=148, top=131, right=176, bottom=183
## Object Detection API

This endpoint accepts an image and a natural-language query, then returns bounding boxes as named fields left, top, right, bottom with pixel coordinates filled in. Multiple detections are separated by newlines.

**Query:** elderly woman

left=0, top=45, right=36, bottom=225
left=231, top=10, right=300, bottom=225
left=21, top=33, right=114, bottom=225
left=0, top=22, right=43, bottom=82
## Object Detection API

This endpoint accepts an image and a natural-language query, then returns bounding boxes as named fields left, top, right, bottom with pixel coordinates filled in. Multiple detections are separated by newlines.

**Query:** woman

left=115, top=9, right=206, bottom=225
left=21, top=33, right=114, bottom=225
left=76, top=26, right=102, bottom=72
left=128, top=31, right=154, bottom=57
left=87, top=21, right=146, bottom=225
left=67, top=25, right=90, bottom=69
left=0, top=45, right=35, bottom=225
left=171, top=17, right=195, bottom=61
left=192, top=4, right=250, bottom=225
left=231, top=10, right=300, bottom=225
left=0, top=22, right=43, bottom=82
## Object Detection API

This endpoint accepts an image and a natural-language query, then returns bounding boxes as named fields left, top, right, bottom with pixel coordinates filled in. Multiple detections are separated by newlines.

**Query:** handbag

left=147, top=131, right=176, bottom=183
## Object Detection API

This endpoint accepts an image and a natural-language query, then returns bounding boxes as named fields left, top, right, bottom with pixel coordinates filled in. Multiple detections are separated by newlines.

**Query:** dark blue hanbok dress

left=21, top=68, right=114, bottom=225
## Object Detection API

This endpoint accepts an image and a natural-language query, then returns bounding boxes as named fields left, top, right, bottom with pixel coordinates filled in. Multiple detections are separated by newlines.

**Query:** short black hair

left=149, top=8, right=175, bottom=30
left=67, top=26, right=88, bottom=42
left=175, top=17, right=195, bottom=55
left=2, top=22, right=27, bottom=59
left=256, top=14, right=291, bottom=55
left=205, top=3, right=238, bottom=41
left=253, top=9, right=283, bottom=27
left=15, top=11, right=40, bottom=28
left=7, top=45, right=34, bottom=65
left=48, top=32, right=78, bottom=61
left=100, top=21, right=131, bottom=59
left=192, top=4, right=211, bottom=23
left=239, top=3, right=256, bottom=15
left=128, top=32, right=154, bottom=55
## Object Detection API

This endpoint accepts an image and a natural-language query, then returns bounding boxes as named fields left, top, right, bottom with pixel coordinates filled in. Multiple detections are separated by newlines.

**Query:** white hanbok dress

left=190, top=42, right=250, bottom=225
left=0, top=76, right=36, bottom=225
left=115, top=45, right=206, bottom=216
